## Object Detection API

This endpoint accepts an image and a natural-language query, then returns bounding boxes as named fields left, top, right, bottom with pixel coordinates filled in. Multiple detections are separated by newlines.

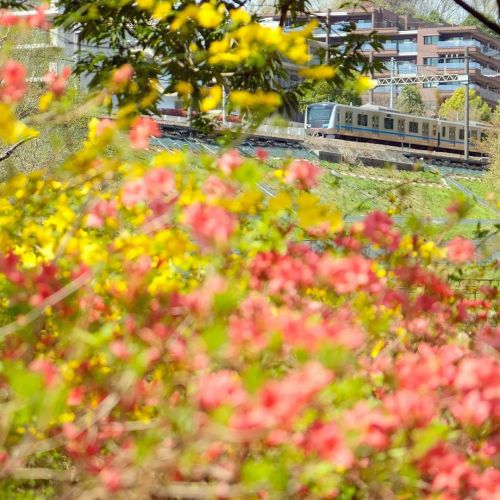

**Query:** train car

left=304, top=102, right=488, bottom=155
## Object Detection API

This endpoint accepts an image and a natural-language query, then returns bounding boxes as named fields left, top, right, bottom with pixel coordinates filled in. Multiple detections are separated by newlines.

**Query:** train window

left=345, top=111, right=353, bottom=125
left=398, top=119, right=405, bottom=132
left=449, top=127, right=456, bottom=140
left=384, top=117, right=394, bottom=130
left=409, top=121, right=418, bottom=133
left=442, top=126, right=446, bottom=137
left=471, top=130, right=477, bottom=139
left=357, top=114, right=368, bottom=126
left=432, top=124, right=437, bottom=136
left=481, top=132, right=486, bottom=141
left=423, top=123, right=429, bottom=136
left=459, top=129, right=464, bottom=140
left=372, top=116, right=379, bottom=128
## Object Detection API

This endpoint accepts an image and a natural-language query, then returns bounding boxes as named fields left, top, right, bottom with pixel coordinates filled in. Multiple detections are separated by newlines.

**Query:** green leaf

left=242, top=459, right=288, bottom=491
left=411, top=421, right=449, bottom=459
left=242, top=363, right=265, bottom=394
left=201, top=323, right=227, bottom=352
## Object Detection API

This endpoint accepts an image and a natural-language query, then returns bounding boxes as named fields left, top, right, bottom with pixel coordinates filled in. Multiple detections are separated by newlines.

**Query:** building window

left=424, top=35, right=439, bottom=44
left=442, top=126, right=446, bottom=137
left=372, top=116, right=379, bottom=128
left=424, top=57, right=438, bottom=66
left=384, top=117, right=394, bottom=130
left=409, top=121, right=418, bottom=133
left=423, top=123, right=429, bottom=136
left=357, top=114, right=368, bottom=126
left=398, top=119, right=405, bottom=132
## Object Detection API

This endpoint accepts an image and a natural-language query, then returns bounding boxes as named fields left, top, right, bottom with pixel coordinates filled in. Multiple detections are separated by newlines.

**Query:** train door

left=345, top=110, right=353, bottom=134
left=422, top=122, right=430, bottom=145
left=397, top=118, right=405, bottom=140
left=449, top=127, right=456, bottom=146
left=372, top=115, right=380, bottom=136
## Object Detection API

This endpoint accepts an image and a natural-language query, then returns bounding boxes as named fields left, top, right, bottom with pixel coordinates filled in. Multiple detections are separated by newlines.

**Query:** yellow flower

left=230, top=90, right=281, bottom=110
left=354, top=75, right=377, bottom=93
left=197, top=3, right=223, bottom=29
left=230, top=8, right=251, bottom=24
left=175, top=81, right=193, bottom=97
left=200, top=85, right=222, bottom=112
left=152, top=1, right=171, bottom=19
left=136, top=0, right=155, bottom=10
left=299, top=65, right=335, bottom=79
left=0, top=104, right=39, bottom=144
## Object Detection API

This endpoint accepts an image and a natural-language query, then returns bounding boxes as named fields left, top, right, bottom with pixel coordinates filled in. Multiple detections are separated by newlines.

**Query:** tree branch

left=451, top=0, right=500, bottom=37
left=0, top=136, right=37, bottom=164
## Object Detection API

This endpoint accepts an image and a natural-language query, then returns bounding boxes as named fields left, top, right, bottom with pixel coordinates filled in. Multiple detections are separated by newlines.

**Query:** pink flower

left=112, top=64, right=134, bottom=85
left=301, top=421, right=354, bottom=468
left=447, top=237, right=475, bottom=263
left=362, top=211, right=400, bottom=251
left=0, top=60, right=27, bottom=102
left=451, top=390, right=491, bottom=427
left=320, top=254, right=377, bottom=294
left=384, top=389, right=436, bottom=428
left=184, top=203, right=237, bottom=247
left=121, top=178, right=148, bottom=207
left=110, top=339, right=131, bottom=360
left=285, top=160, right=321, bottom=189
left=29, top=359, right=59, bottom=387
left=202, top=175, right=236, bottom=199
left=345, top=403, right=397, bottom=450
left=44, top=67, right=71, bottom=97
left=197, top=370, right=246, bottom=410
left=143, top=168, right=176, bottom=198
left=256, top=148, right=268, bottom=161
left=217, top=149, right=242, bottom=175
left=229, top=294, right=272, bottom=350
left=419, top=444, right=473, bottom=494
left=86, top=199, right=118, bottom=228
left=129, top=116, right=161, bottom=149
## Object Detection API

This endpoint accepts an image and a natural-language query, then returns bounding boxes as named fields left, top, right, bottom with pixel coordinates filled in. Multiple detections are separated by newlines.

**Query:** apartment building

left=269, top=5, right=500, bottom=111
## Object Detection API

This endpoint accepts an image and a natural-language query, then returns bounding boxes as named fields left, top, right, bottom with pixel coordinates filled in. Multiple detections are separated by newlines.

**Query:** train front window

left=384, top=118, right=394, bottom=130
left=307, top=105, right=333, bottom=126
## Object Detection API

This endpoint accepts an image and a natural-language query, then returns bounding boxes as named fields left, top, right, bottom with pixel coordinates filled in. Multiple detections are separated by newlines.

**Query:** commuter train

left=305, top=102, right=488, bottom=155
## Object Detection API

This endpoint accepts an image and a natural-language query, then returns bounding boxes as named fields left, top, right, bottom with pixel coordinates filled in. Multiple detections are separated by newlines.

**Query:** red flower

left=285, top=160, right=321, bottom=189
left=447, top=237, right=475, bottom=263
left=362, top=211, right=400, bottom=251
left=320, top=254, right=378, bottom=294
left=301, top=421, right=354, bottom=468
left=217, top=149, right=243, bottom=175
left=0, top=60, right=27, bottom=102
left=129, top=116, right=161, bottom=149
left=184, top=203, right=237, bottom=247
left=112, top=64, right=134, bottom=85
left=197, top=370, right=246, bottom=410
left=44, top=67, right=71, bottom=97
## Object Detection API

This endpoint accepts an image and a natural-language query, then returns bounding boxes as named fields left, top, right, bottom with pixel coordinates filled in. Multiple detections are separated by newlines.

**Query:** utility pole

left=464, top=46, right=470, bottom=162
left=325, top=9, right=330, bottom=64
left=389, top=57, right=395, bottom=108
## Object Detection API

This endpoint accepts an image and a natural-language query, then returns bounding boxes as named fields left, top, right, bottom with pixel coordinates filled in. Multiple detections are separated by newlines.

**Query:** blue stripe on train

left=335, top=125, right=466, bottom=145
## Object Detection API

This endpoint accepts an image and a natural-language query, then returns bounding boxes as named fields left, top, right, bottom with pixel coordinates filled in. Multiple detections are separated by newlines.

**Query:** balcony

left=398, top=42, right=417, bottom=53
left=355, top=20, right=373, bottom=29
left=396, top=64, right=417, bottom=75
left=437, top=39, right=482, bottom=49
left=382, top=42, right=398, bottom=51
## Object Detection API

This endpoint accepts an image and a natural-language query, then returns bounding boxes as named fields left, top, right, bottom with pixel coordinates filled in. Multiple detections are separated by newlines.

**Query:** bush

left=0, top=6, right=499, bottom=500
